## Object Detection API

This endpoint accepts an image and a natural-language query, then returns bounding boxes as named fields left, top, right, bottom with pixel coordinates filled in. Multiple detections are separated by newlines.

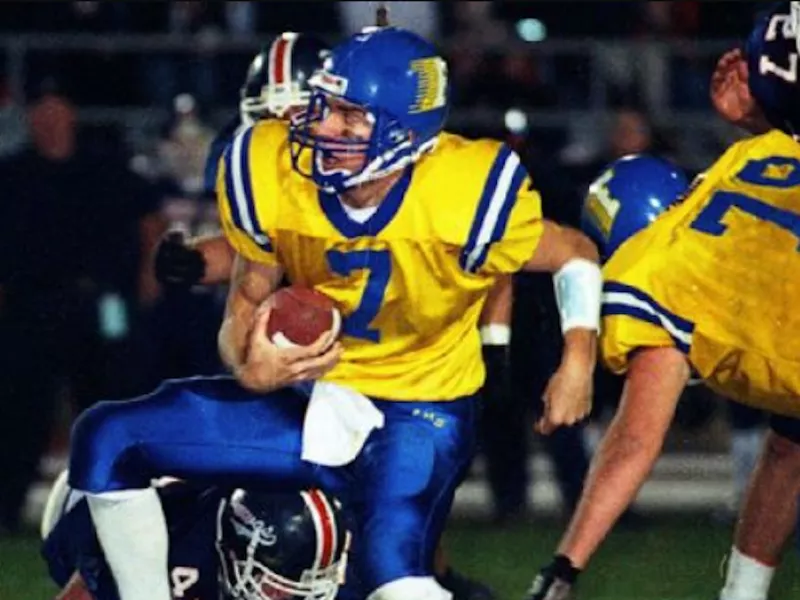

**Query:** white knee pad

left=367, top=576, right=453, bottom=600
left=40, top=469, right=85, bottom=540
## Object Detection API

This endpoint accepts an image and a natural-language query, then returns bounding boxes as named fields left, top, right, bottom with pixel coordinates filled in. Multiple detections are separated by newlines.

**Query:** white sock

left=87, top=488, right=172, bottom=600
left=719, top=546, right=774, bottom=600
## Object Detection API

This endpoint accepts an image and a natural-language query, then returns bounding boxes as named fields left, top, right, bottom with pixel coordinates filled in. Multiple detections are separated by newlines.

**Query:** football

left=265, top=286, right=341, bottom=349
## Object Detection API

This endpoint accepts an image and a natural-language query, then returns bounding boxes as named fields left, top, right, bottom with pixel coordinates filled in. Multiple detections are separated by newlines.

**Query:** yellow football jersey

left=217, top=120, right=543, bottom=400
left=600, top=130, right=800, bottom=416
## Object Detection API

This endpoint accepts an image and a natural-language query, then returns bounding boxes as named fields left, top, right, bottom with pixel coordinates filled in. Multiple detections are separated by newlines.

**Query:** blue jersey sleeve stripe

left=204, top=117, right=242, bottom=196
left=460, top=145, right=521, bottom=272
left=223, top=142, right=245, bottom=233
left=603, top=281, right=694, bottom=332
left=237, top=127, right=271, bottom=249
left=225, top=126, right=273, bottom=252
left=602, top=280, right=694, bottom=352
left=469, top=160, right=529, bottom=272
left=601, top=303, right=691, bottom=353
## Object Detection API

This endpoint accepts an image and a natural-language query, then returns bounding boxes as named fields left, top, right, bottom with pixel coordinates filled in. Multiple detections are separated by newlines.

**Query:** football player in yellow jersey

left=66, top=26, right=601, bottom=600
left=152, top=28, right=500, bottom=600
left=526, top=5, right=800, bottom=599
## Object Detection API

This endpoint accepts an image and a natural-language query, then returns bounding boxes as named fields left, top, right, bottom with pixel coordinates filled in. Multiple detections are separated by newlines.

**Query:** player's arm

left=525, top=346, right=689, bottom=599
left=479, top=275, right=513, bottom=403
left=193, top=235, right=236, bottom=285
left=155, top=231, right=237, bottom=288
left=216, top=125, right=342, bottom=392
left=218, top=253, right=283, bottom=373
left=521, top=220, right=601, bottom=434
left=470, top=144, right=600, bottom=433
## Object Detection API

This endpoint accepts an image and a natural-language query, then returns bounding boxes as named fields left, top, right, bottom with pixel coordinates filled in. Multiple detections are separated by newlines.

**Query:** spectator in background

left=156, top=93, right=215, bottom=197
left=0, top=81, right=164, bottom=534
left=338, top=1, right=441, bottom=39
left=561, top=106, right=672, bottom=204
left=488, top=49, right=558, bottom=110
left=139, top=2, right=225, bottom=109
left=145, top=93, right=225, bottom=381
left=0, top=80, right=27, bottom=158
left=446, top=2, right=513, bottom=109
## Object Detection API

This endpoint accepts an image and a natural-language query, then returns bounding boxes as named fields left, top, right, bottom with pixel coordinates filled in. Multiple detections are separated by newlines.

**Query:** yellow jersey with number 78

left=600, top=130, right=800, bottom=416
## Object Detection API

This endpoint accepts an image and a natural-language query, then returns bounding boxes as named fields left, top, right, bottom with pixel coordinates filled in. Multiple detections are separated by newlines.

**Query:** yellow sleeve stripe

left=601, top=281, right=694, bottom=353
left=460, top=145, right=528, bottom=273
left=223, top=125, right=273, bottom=252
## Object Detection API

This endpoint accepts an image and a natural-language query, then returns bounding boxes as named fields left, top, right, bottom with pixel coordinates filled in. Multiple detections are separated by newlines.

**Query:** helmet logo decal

left=230, top=491, right=279, bottom=547
left=409, top=57, right=448, bottom=114
left=310, top=71, right=349, bottom=97
left=585, top=168, right=621, bottom=239
left=760, top=11, right=799, bottom=83
left=231, top=518, right=278, bottom=547
left=793, top=1, right=800, bottom=55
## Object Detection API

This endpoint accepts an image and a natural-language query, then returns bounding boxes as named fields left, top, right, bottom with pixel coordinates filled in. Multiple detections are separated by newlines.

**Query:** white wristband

left=553, top=258, right=602, bottom=333
left=480, top=324, right=511, bottom=345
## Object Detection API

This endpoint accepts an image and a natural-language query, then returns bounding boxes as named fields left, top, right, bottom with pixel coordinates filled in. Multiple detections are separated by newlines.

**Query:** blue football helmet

left=581, top=154, right=690, bottom=261
left=217, top=488, right=350, bottom=600
left=746, top=2, right=800, bottom=135
left=289, top=26, right=450, bottom=193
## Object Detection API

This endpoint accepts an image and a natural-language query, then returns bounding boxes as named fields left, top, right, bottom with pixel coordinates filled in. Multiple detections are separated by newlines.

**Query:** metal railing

left=1, top=33, right=746, bottom=165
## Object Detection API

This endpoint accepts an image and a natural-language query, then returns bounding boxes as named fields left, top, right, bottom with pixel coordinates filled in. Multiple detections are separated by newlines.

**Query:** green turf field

left=2, top=516, right=799, bottom=599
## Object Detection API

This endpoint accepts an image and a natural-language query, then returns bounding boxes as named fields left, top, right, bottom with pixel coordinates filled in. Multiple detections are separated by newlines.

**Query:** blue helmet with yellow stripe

left=289, top=26, right=450, bottom=193
left=581, top=154, right=689, bottom=261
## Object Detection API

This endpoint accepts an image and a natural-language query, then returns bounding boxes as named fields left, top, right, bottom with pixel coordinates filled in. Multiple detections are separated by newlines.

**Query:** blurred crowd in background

left=0, top=1, right=771, bottom=535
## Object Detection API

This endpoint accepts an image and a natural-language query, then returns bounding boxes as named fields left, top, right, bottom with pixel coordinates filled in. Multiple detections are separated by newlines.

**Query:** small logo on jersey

left=412, top=408, right=447, bottom=428
left=230, top=492, right=278, bottom=547
left=409, top=57, right=448, bottom=114
left=762, top=161, right=797, bottom=182
left=585, top=168, right=621, bottom=239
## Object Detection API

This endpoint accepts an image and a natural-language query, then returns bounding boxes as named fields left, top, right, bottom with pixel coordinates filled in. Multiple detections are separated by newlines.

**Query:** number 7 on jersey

left=326, top=249, right=392, bottom=342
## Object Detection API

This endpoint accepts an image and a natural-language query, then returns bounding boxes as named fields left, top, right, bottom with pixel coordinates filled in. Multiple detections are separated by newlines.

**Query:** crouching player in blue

left=68, top=26, right=602, bottom=600
left=526, top=6, right=800, bottom=597
left=42, top=471, right=350, bottom=600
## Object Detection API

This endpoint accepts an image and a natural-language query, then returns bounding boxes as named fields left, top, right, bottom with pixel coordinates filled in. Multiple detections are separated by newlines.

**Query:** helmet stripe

left=311, top=489, right=338, bottom=568
left=223, top=127, right=272, bottom=251
left=300, top=489, right=336, bottom=571
left=269, top=37, right=289, bottom=85
left=269, top=34, right=296, bottom=87
left=281, top=35, right=296, bottom=87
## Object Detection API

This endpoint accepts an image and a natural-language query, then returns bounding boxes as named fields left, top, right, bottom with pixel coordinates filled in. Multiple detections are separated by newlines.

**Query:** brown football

left=265, top=286, right=341, bottom=348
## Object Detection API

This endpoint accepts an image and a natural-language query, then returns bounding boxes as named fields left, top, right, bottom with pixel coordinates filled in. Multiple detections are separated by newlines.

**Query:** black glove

left=524, top=555, right=580, bottom=600
left=481, top=344, right=511, bottom=406
left=154, top=231, right=206, bottom=288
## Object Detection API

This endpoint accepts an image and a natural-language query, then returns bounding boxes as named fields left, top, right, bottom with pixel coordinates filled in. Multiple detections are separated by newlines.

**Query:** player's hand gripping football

left=536, top=333, right=593, bottom=435
left=236, top=303, right=343, bottom=393
left=709, top=48, right=771, bottom=134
